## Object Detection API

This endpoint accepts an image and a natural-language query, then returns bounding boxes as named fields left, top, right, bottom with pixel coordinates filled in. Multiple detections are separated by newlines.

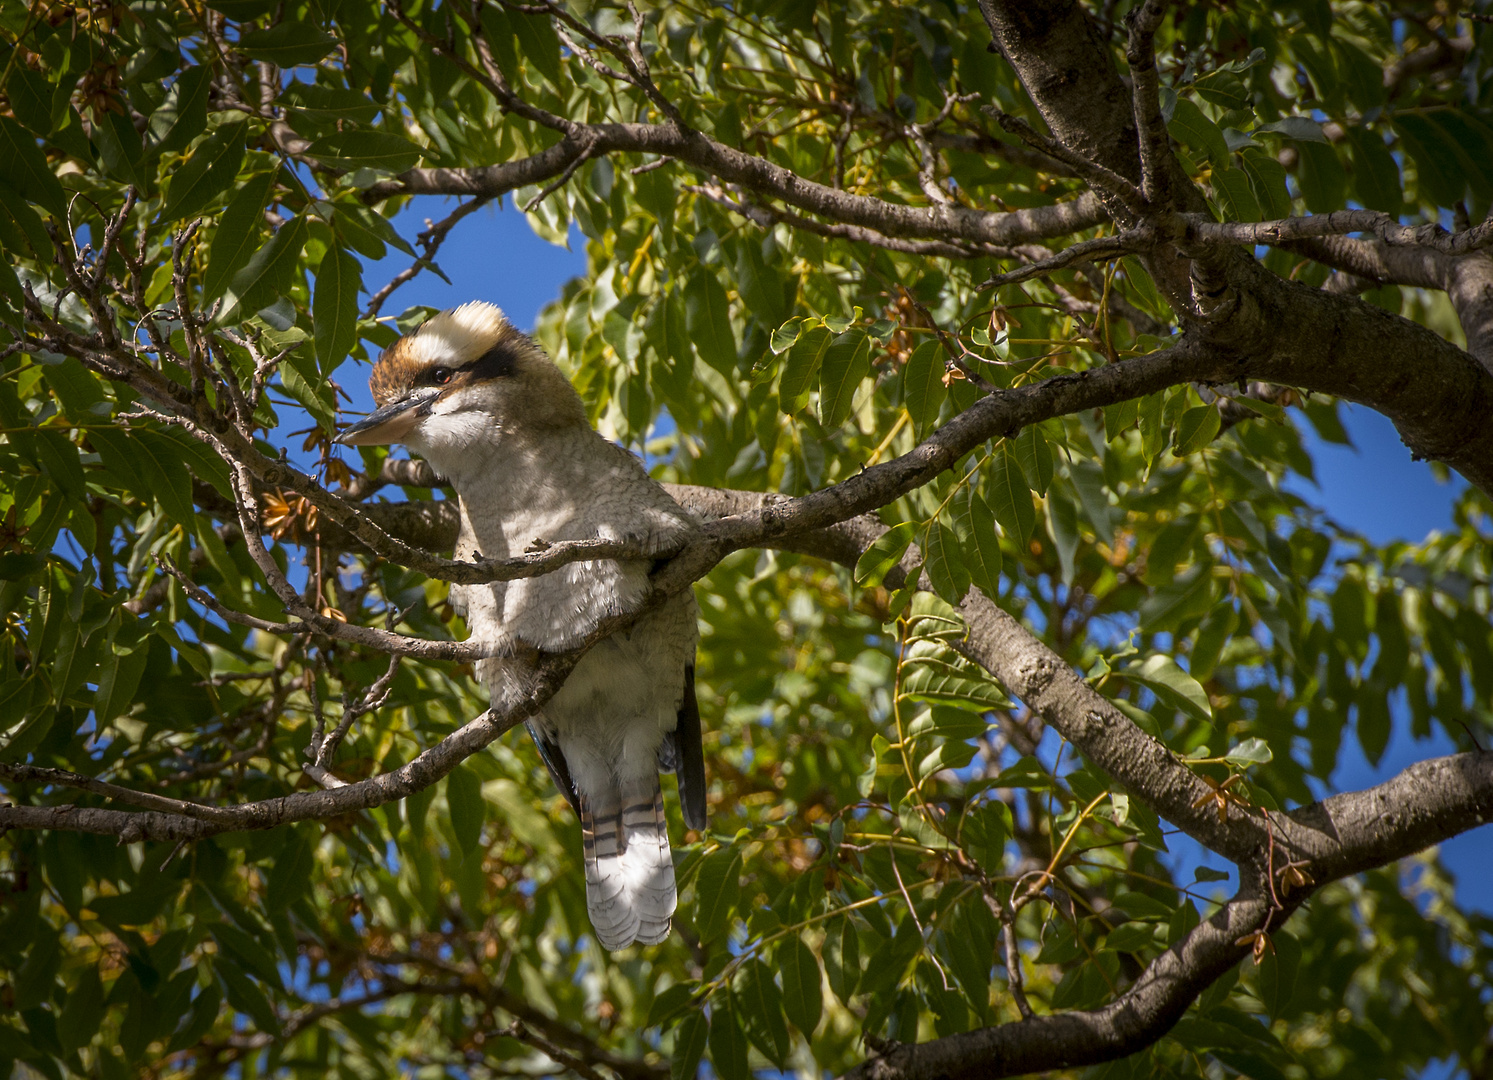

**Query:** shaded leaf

left=308, top=130, right=424, bottom=173
left=818, top=331, right=871, bottom=429
left=161, top=124, right=246, bottom=222
left=903, top=340, right=945, bottom=438
left=313, top=244, right=363, bottom=371
left=778, top=936, right=823, bottom=1038
left=987, top=447, right=1034, bottom=546
left=693, top=847, right=742, bottom=942
left=238, top=21, right=339, bottom=66
left=1173, top=404, right=1221, bottom=455
left=856, top=521, right=916, bottom=588
left=203, top=171, right=279, bottom=301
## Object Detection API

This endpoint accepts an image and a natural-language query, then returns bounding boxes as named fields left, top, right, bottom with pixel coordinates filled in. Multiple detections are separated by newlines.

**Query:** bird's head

left=334, top=302, right=585, bottom=469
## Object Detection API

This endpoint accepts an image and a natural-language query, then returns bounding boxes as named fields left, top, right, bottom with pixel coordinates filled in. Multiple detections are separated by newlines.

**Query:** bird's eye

left=431, top=367, right=452, bottom=385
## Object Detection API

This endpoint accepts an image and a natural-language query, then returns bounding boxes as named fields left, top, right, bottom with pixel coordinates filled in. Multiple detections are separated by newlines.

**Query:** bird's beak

left=333, top=395, right=429, bottom=446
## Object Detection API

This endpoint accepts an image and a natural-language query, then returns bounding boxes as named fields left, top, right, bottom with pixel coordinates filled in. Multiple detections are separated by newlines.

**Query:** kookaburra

left=335, top=302, right=705, bottom=950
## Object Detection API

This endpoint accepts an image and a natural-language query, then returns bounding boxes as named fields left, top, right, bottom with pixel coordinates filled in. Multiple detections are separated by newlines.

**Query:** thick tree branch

left=363, top=124, right=1110, bottom=249
left=1282, top=234, right=1493, bottom=370
left=954, top=591, right=1262, bottom=859
left=843, top=892, right=1272, bottom=1080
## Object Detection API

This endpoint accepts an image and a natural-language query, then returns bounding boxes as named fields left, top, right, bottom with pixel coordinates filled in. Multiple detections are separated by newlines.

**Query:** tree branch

left=363, top=123, right=1111, bottom=249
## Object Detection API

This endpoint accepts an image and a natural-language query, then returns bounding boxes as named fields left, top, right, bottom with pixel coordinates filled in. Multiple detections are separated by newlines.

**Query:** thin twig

left=984, top=107, right=1147, bottom=216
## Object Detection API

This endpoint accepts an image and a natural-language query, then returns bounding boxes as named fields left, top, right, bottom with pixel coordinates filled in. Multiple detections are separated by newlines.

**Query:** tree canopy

left=1, top=1, right=1492, bottom=1079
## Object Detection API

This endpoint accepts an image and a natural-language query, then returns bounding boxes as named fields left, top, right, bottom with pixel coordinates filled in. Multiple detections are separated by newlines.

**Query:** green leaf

left=266, top=827, right=315, bottom=911
left=960, top=799, right=1011, bottom=871
left=446, top=763, right=485, bottom=856
left=5, top=67, right=57, bottom=137
left=1256, top=929, right=1300, bottom=1020
left=900, top=640, right=1011, bottom=712
left=915, top=740, right=977, bottom=779
left=94, top=633, right=149, bottom=725
left=238, top=21, right=339, bottom=66
left=857, top=912, right=922, bottom=999
left=634, top=163, right=675, bottom=240
left=987, top=447, right=1034, bottom=546
left=735, top=242, right=789, bottom=329
left=702, top=997, right=749, bottom=1080
left=93, top=110, right=143, bottom=184
left=769, top=317, right=803, bottom=355
left=218, top=214, right=310, bottom=325
left=1357, top=687, right=1391, bottom=765
left=1345, top=127, right=1402, bottom=215
left=692, top=847, right=742, bottom=942
left=203, top=171, right=278, bottom=301
left=34, top=431, right=85, bottom=501
left=903, top=340, right=945, bottom=438
left=684, top=272, right=737, bottom=374
left=509, top=10, right=564, bottom=91
left=1124, top=654, right=1213, bottom=721
left=824, top=918, right=861, bottom=1005
left=1190, top=604, right=1238, bottom=683
left=161, top=124, right=247, bottom=222
left=1211, top=167, right=1260, bottom=222
left=779, top=325, right=829, bottom=414
left=1293, top=141, right=1346, bottom=214
left=56, top=964, right=103, bottom=1054
left=735, top=959, right=789, bottom=1067
left=279, top=83, right=380, bottom=126
left=1193, top=68, right=1249, bottom=111
left=1393, top=114, right=1468, bottom=208
left=1224, top=737, right=1273, bottom=766
left=331, top=199, right=414, bottom=259
left=215, top=959, right=280, bottom=1033
left=1173, top=404, right=1221, bottom=455
left=778, top=936, right=823, bottom=1038
left=1105, top=921, right=1159, bottom=953
left=313, top=245, right=362, bottom=371
left=855, top=521, right=915, bottom=588
left=1256, top=116, right=1328, bottom=143
left=147, top=66, right=212, bottom=156
left=130, top=430, right=196, bottom=526
left=1241, top=147, right=1292, bottom=219
left=646, top=983, right=697, bottom=1028
left=0, top=117, right=67, bottom=219
left=0, top=182, right=51, bottom=263
left=1169, top=97, right=1229, bottom=170
left=818, top=331, right=871, bottom=429
left=670, top=1011, right=708, bottom=1080
left=923, top=519, right=970, bottom=604
left=308, top=130, right=424, bottom=173
left=958, top=491, right=1002, bottom=599
left=166, top=983, right=221, bottom=1054
left=209, top=923, right=282, bottom=989
left=1014, top=424, right=1054, bottom=495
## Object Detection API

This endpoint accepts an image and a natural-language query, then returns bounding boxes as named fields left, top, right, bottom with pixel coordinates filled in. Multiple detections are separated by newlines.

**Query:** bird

left=334, top=301, right=706, bottom=950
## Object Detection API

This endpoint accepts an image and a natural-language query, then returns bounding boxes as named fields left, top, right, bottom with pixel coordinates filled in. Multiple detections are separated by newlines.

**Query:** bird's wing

left=673, top=664, right=708, bottom=832
left=527, top=720, right=580, bottom=814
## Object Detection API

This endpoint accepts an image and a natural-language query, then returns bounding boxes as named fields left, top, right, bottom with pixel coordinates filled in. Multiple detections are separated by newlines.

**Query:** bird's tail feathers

left=580, top=773, right=675, bottom=950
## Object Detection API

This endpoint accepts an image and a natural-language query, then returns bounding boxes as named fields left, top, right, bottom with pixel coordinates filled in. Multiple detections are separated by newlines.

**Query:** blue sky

left=354, top=196, right=1491, bottom=916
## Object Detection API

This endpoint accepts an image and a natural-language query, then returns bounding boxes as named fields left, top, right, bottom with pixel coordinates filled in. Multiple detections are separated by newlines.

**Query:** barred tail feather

left=579, top=775, right=676, bottom=949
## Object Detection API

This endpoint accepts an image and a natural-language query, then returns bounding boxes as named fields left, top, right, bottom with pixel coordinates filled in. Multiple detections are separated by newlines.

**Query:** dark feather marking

left=469, top=340, right=519, bottom=380
left=526, top=721, right=579, bottom=814
left=657, top=730, right=679, bottom=773
left=675, top=664, right=708, bottom=832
